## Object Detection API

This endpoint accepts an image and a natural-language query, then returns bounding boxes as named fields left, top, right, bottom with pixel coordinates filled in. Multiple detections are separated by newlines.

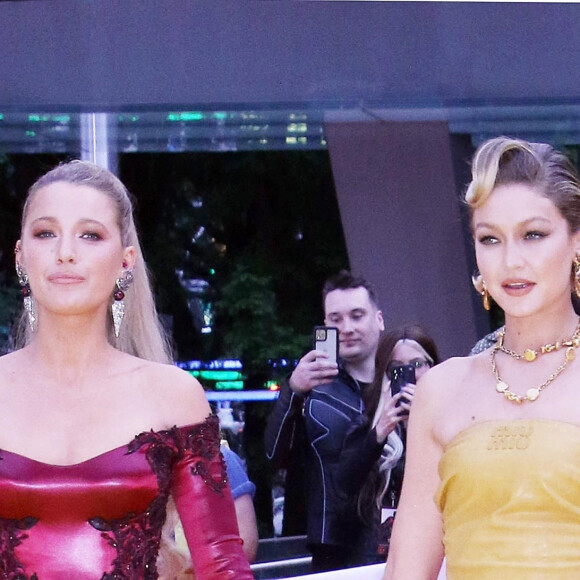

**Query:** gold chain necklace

left=498, top=320, right=580, bottom=362
left=491, top=319, right=580, bottom=404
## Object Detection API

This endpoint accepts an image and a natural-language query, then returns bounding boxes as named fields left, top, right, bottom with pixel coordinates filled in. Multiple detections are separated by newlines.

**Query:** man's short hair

left=322, top=270, right=379, bottom=308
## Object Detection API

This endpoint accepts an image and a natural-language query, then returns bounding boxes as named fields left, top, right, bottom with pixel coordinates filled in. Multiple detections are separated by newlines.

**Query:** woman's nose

left=56, top=237, right=76, bottom=264
left=503, top=240, right=524, bottom=269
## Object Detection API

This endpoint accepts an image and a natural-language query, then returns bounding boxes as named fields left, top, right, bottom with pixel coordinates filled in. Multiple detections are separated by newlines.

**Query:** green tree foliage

left=218, top=263, right=309, bottom=372
left=120, top=151, right=349, bottom=366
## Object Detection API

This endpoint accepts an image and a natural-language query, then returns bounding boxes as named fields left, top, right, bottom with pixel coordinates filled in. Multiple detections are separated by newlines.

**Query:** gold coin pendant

left=526, top=388, right=540, bottom=401
left=524, top=349, right=537, bottom=362
left=496, top=381, right=508, bottom=393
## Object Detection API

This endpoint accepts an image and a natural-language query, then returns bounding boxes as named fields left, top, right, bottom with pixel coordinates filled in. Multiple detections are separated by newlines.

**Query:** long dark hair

left=357, top=324, right=440, bottom=523
left=363, top=324, right=440, bottom=417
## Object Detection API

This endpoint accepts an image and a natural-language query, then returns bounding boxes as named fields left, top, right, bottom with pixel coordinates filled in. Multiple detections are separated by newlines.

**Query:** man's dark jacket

left=264, top=368, right=383, bottom=561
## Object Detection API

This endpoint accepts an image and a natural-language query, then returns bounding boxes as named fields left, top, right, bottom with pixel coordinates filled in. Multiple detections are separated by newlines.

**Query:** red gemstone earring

left=111, top=270, right=134, bottom=338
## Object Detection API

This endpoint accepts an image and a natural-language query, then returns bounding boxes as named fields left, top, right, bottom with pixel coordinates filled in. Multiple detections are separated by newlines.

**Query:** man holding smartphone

left=265, top=270, right=403, bottom=571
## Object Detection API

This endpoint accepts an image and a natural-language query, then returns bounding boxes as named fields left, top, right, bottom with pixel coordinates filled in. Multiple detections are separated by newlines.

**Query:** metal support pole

left=80, top=113, right=118, bottom=175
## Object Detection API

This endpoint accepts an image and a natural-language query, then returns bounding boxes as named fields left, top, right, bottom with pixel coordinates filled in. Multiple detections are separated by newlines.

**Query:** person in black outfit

left=344, top=325, right=440, bottom=560
left=265, top=271, right=408, bottom=571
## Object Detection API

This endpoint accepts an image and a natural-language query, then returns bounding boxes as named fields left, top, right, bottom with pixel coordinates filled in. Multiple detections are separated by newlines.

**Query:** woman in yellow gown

left=384, top=136, right=580, bottom=580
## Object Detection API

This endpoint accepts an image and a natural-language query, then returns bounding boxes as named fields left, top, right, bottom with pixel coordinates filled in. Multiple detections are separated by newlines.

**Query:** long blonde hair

left=15, top=160, right=172, bottom=363
left=15, top=161, right=189, bottom=577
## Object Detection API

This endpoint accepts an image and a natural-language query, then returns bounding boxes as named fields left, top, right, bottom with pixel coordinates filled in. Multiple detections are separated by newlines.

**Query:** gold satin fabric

left=436, top=420, right=580, bottom=579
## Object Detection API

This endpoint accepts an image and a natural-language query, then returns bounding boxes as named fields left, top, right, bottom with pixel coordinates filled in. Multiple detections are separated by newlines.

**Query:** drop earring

left=471, top=272, right=491, bottom=312
left=574, top=252, right=580, bottom=299
left=112, top=269, right=134, bottom=338
left=481, top=281, right=491, bottom=311
left=16, top=262, right=37, bottom=332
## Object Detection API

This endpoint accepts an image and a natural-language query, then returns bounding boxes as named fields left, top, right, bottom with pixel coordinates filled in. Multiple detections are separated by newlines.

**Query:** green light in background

left=53, top=115, right=71, bottom=123
left=118, top=115, right=140, bottom=123
left=214, top=112, right=227, bottom=121
left=28, top=114, right=50, bottom=122
left=209, top=268, right=216, bottom=275
left=167, top=112, right=204, bottom=122
left=287, top=123, right=307, bottom=133
left=215, top=380, right=244, bottom=391
left=199, top=370, right=243, bottom=381
left=0, top=114, right=4, bottom=121
left=25, top=131, right=36, bottom=137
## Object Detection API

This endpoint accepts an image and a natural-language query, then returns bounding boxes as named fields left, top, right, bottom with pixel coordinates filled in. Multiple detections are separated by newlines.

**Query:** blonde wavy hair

left=465, top=136, right=580, bottom=230
left=15, top=160, right=192, bottom=578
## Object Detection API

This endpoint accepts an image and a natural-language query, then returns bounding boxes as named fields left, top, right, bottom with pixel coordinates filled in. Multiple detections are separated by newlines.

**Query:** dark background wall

left=2, top=2, right=580, bottom=111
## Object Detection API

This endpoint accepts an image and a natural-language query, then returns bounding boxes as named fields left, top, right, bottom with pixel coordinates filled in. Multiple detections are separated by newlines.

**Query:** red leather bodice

left=0, top=415, right=252, bottom=579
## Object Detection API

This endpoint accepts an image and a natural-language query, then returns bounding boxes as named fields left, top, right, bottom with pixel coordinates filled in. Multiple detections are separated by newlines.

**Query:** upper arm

left=384, top=366, right=447, bottom=580
left=234, top=494, right=259, bottom=563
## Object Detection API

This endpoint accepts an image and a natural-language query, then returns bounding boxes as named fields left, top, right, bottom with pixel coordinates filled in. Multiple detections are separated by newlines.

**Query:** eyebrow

left=29, top=216, right=108, bottom=229
left=327, top=307, right=366, bottom=317
left=474, top=216, right=552, bottom=231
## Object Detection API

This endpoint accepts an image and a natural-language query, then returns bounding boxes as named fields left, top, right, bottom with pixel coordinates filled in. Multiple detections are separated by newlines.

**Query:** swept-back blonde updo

left=465, top=136, right=580, bottom=234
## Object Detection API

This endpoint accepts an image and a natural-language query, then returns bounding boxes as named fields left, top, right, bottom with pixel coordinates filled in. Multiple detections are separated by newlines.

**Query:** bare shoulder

left=136, top=360, right=211, bottom=428
left=0, top=349, right=30, bottom=387
left=416, top=355, right=479, bottom=404
left=411, top=356, right=482, bottom=431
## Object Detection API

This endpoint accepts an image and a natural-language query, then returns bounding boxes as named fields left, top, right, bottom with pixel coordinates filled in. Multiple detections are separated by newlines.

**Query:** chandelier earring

left=15, top=262, right=37, bottom=332
left=111, top=269, right=134, bottom=338
left=573, top=251, right=580, bottom=299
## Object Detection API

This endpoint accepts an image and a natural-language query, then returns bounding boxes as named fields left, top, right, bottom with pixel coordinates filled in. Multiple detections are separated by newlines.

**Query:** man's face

left=324, top=287, right=384, bottom=366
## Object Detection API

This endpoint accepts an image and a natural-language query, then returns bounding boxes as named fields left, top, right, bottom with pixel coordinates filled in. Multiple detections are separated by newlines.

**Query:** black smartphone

left=389, top=364, right=416, bottom=405
left=313, top=326, right=339, bottom=365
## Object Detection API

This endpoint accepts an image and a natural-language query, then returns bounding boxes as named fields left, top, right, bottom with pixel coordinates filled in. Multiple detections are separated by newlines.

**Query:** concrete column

left=325, top=121, right=479, bottom=359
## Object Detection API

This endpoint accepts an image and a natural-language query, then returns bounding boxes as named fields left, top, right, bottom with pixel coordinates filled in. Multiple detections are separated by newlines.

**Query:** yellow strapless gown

left=436, top=420, right=580, bottom=580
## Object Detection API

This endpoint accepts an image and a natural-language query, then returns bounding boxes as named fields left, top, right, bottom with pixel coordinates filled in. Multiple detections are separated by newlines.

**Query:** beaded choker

left=491, top=319, right=580, bottom=404
left=498, top=323, right=580, bottom=362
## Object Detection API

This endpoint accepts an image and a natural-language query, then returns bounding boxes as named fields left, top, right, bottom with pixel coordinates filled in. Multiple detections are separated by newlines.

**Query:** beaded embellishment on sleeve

left=91, top=414, right=226, bottom=579
left=172, top=414, right=228, bottom=495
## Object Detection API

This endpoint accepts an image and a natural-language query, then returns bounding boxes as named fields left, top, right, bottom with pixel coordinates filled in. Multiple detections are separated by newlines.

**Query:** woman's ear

left=14, top=240, right=23, bottom=268
left=122, top=246, right=136, bottom=271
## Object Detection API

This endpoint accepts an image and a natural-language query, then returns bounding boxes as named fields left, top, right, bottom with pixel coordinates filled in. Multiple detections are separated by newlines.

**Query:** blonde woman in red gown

left=0, top=161, right=253, bottom=579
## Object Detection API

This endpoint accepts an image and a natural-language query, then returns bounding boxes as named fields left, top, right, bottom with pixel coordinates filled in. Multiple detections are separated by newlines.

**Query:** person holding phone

left=338, top=325, right=439, bottom=562
left=264, top=270, right=386, bottom=571
left=385, top=137, right=580, bottom=580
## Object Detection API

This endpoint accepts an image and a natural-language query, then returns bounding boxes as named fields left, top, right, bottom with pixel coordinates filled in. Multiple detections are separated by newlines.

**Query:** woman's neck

left=502, top=305, right=579, bottom=353
left=23, top=314, right=116, bottom=388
